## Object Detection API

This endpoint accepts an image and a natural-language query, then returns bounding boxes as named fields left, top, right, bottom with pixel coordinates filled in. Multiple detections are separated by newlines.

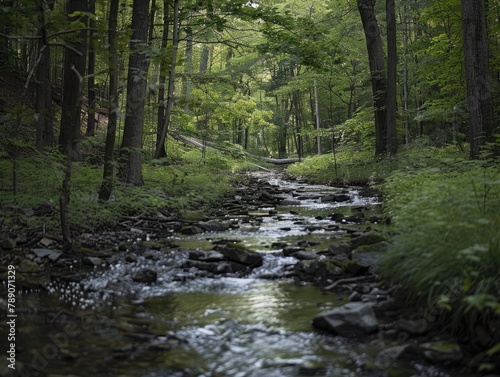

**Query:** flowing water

left=1, top=173, right=449, bottom=377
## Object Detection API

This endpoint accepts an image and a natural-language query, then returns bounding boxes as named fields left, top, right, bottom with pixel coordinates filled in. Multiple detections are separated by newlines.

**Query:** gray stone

left=375, top=344, right=421, bottom=368
left=189, top=250, right=226, bottom=262
left=32, top=248, right=62, bottom=262
left=290, top=251, right=318, bottom=260
left=348, top=291, right=362, bottom=302
left=132, top=269, right=158, bottom=284
left=0, top=238, right=16, bottom=250
left=216, top=243, right=263, bottom=267
left=83, top=257, right=106, bottom=267
left=351, top=232, right=386, bottom=248
left=312, top=302, right=379, bottom=336
left=397, top=318, right=430, bottom=335
left=185, top=260, right=248, bottom=274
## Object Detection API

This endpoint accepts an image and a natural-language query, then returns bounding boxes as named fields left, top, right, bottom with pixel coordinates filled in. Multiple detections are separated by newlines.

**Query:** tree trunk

left=154, top=0, right=179, bottom=159
left=118, top=0, right=151, bottom=185
left=35, top=0, right=54, bottom=150
left=461, top=0, right=496, bottom=159
left=98, top=0, right=119, bottom=201
left=155, top=0, right=170, bottom=159
left=59, top=0, right=88, bottom=160
left=86, top=0, right=96, bottom=136
left=357, top=0, right=387, bottom=155
left=386, top=0, right=398, bottom=155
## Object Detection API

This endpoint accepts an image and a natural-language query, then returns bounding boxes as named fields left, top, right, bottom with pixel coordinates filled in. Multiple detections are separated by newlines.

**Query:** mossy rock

left=18, top=259, right=42, bottom=273
left=179, top=210, right=207, bottom=221
left=351, top=232, right=387, bottom=249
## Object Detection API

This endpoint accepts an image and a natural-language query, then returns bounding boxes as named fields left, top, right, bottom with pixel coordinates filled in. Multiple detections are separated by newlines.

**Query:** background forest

left=1, top=0, right=500, bottom=371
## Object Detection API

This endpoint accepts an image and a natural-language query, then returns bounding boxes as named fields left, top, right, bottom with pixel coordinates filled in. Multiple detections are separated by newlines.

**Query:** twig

left=324, top=275, right=377, bottom=290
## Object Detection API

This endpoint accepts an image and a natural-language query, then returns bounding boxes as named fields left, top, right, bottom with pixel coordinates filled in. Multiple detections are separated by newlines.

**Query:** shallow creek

left=1, top=173, right=450, bottom=377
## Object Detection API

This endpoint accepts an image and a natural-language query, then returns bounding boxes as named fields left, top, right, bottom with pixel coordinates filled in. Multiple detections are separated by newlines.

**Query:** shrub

left=380, top=160, right=500, bottom=340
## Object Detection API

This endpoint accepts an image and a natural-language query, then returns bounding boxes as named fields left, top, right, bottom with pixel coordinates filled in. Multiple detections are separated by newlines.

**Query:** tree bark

left=461, top=0, right=496, bottom=159
left=357, top=0, right=387, bottom=155
left=86, top=0, right=96, bottom=136
left=35, top=0, right=54, bottom=150
left=59, top=0, right=88, bottom=160
left=154, top=0, right=179, bottom=159
left=98, top=0, right=119, bottom=201
left=118, top=0, right=151, bottom=185
left=155, top=0, right=170, bottom=158
left=386, top=0, right=397, bottom=155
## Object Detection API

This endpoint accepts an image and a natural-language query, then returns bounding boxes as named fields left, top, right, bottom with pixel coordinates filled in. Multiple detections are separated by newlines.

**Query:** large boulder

left=312, top=302, right=379, bottom=337
left=215, top=242, right=263, bottom=267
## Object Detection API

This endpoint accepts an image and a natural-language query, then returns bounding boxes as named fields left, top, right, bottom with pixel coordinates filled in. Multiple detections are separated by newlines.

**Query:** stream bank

left=0, top=171, right=483, bottom=376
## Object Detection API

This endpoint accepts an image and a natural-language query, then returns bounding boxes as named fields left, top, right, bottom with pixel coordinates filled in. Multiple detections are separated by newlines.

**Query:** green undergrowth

left=286, top=139, right=466, bottom=185
left=0, top=147, right=247, bottom=232
left=380, top=157, right=500, bottom=352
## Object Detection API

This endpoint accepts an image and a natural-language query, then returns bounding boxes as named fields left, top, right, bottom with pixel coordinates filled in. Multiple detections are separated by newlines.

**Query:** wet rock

left=215, top=242, right=263, bottom=267
left=342, top=260, right=370, bottom=276
left=312, top=302, right=379, bottom=337
left=18, top=259, right=42, bottom=273
left=419, top=341, right=463, bottom=363
left=186, top=260, right=248, bottom=274
left=132, top=269, right=158, bottom=284
left=83, top=256, right=106, bottom=267
left=31, top=248, right=62, bottom=262
left=351, top=251, right=382, bottom=274
left=189, top=250, right=225, bottom=262
left=350, top=232, right=386, bottom=249
left=290, top=250, right=318, bottom=260
left=328, top=242, right=352, bottom=255
left=283, top=246, right=305, bottom=256
left=196, top=221, right=230, bottom=232
left=0, top=238, right=16, bottom=250
left=321, top=194, right=351, bottom=203
left=329, top=213, right=345, bottom=221
left=375, top=344, right=421, bottom=368
left=179, top=225, right=204, bottom=235
left=271, top=241, right=288, bottom=248
left=397, top=318, right=430, bottom=335
left=349, top=291, right=362, bottom=302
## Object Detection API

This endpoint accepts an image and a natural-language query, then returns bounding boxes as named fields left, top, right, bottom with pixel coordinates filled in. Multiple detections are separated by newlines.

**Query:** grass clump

left=380, top=159, right=500, bottom=341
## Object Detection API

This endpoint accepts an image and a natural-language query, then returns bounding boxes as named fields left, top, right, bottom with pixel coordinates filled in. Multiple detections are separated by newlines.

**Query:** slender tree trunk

left=184, top=26, right=193, bottom=112
left=154, top=0, right=179, bottom=159
left=98, top=0, right=119, bottom=201
left=35, top=0, right=54, bottom=150
left=86, top=0, right=96, bottom=136
left=59, top=0, right=88, bottom=161
left=119, top=0, right=151, bottom=185
left=156, top=0, right=170, bottom=158
left=461, top=0, right=496, bottom=158
left=357, top=0, right=387, bottom=155
left=386, top=0, right=398, bottom=155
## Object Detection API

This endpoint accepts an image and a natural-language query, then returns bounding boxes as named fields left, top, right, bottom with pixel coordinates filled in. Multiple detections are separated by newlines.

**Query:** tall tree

left=35, top=0, right=55, bottom=150
left=461, top=0, right=496, bottom=158
left=118, top=0, right=151, bottom=185
left=155, top=0, right=170, bottom=159
left=357, top=0, right=387, bottom=155
left=86, top=0, right=96, bottom=136
left=59, top=0, right=88, bottom=160
left=386, top=0, right=397, bottom=155
left=154, top=0, right=179, bottom=159
left=98, top=0, right=119, bottom=201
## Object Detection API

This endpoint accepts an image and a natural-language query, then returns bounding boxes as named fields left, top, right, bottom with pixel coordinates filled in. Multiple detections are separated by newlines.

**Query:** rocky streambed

left=0, top=172, right=476, bottom=377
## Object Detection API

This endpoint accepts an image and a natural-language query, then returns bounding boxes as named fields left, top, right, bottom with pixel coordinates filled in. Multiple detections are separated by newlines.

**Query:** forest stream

left=0, top=172, right=451, bottom=377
